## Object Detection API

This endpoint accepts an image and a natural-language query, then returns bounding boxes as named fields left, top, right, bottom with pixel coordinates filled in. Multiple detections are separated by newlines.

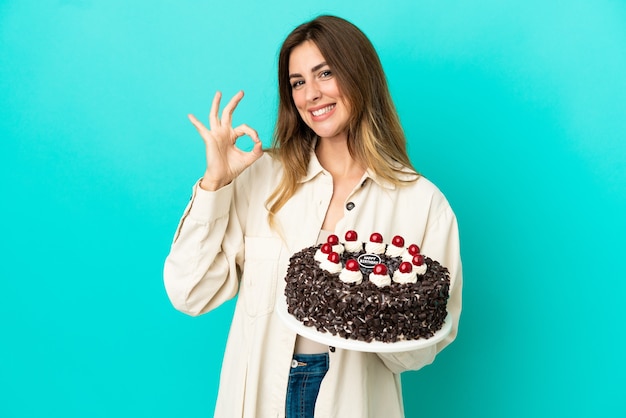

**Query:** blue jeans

left=285, top=353, right=329, bottom=418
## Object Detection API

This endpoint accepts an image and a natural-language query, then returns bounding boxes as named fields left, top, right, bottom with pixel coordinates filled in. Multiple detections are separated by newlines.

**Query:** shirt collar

left=298, top=150, right=326, bottom=184
left=364, top=168, right=395, bottom=190
left=298, top=149, right=416, bottom=190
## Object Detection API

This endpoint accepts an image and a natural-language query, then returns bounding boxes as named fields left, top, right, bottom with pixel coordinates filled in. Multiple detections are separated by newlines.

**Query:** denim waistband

left=289, top=353, right=329, bottom=375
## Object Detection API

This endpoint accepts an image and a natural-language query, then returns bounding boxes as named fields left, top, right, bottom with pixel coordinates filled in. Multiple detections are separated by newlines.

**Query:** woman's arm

left=163, top=91, right=263, bottom=316
left=377, top=203, right=463, bottom=373
left=163, top=181, right=245, bottom=316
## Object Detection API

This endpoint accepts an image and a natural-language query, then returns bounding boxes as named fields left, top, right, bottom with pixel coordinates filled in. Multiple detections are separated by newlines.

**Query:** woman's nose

left=305, top=81, right=321, bottom=102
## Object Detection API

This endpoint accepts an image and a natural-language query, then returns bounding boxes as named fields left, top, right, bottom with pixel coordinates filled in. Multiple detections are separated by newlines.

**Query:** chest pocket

left=241, top=236, right=282, bottom=317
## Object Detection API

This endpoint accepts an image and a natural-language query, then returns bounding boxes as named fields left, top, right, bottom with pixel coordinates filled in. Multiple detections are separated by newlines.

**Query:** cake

left=284, top=231, right=450, bottom=343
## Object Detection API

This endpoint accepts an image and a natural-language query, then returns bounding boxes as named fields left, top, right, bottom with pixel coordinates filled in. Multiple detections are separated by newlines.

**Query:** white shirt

left=164, top=151, right=462, bottom=417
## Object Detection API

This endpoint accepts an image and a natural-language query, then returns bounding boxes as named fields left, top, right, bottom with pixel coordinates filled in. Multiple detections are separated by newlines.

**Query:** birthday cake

left=284, top=231, right=450, bottom=343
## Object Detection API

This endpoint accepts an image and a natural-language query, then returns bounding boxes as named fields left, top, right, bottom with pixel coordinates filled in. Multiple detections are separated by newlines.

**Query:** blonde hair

left=267, top=15, right=418, bottom=226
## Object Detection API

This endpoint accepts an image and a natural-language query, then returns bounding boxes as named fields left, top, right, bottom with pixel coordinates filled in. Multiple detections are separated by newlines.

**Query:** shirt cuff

left=186, top=179, right=234, bottom=223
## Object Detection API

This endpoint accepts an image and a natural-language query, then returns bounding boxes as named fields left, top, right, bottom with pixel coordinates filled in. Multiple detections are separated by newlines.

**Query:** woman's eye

left=320, top=70, right=332, bottom=78
left=291, top=80, right=304, bottom=89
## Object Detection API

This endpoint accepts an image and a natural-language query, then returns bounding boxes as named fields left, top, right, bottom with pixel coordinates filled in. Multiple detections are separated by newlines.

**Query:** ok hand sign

left=188, top=90, right=264, bottom=191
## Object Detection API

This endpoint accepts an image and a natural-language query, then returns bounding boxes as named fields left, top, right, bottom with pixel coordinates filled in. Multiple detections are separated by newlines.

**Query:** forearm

left=163, top=181, right=244, bottom=316
left=378, top=205, right=463, bottom=373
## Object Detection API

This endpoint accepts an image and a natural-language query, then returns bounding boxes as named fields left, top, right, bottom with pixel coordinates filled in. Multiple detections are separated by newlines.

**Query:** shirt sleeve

left=163, top=180, right=246, bottom=316
left=377, top=201, right=463, bottom=373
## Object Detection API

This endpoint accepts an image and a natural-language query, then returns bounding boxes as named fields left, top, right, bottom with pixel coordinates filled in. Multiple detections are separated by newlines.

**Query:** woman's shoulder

left=413, top=174, right=441, bottom=194
left=379, top=164, right=441, bottom=196
left=399, top=174, right=454, bottom=211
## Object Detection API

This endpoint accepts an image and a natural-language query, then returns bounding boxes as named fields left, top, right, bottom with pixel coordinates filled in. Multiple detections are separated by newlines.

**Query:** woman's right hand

left=188, top=90, right=264, bottom=191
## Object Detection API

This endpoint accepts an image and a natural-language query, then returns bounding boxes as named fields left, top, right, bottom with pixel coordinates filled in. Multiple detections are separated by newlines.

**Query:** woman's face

left=288, top=40, right=351, bottom=141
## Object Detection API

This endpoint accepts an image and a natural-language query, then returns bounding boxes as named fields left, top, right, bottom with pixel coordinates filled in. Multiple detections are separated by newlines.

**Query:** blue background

left=1, top=1, right=625, bottom=417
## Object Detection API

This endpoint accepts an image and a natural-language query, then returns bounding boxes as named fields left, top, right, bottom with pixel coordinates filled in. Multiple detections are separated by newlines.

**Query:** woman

left=164, top=15, right=462, bottom=418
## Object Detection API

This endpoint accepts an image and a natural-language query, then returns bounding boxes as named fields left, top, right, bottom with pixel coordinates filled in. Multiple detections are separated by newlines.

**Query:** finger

left=233, top=124, right=264, bottom=162
left=249, top=137, right=264, bottom=158
left=233, top=123, right=261, bottom=143
left=221, top=90, right=245, bottom=127
left=209, top=91, right=222, bottom=128
left=188, top=113, right=208, bottom=133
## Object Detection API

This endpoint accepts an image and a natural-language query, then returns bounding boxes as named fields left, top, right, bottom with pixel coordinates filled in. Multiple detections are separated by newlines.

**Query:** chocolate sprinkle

left=284, top=244, right=450, bottom=343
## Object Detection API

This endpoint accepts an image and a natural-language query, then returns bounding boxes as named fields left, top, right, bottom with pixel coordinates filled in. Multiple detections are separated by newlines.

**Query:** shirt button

left=346, top=202, right=355, bottom=211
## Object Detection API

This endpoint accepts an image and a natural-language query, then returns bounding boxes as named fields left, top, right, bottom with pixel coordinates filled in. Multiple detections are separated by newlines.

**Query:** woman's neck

left=315, top=136, right=365, bottom=179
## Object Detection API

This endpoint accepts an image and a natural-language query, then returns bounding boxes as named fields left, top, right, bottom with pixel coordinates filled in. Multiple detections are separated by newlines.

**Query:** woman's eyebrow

left=289, top=62, right=328, bottom=79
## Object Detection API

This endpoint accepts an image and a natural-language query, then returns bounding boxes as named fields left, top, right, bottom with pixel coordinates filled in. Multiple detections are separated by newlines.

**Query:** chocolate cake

left=284, top=231, right=450, bottom=343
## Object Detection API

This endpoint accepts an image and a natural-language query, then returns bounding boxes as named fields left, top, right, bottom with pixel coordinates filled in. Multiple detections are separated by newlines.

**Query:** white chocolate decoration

left=320, top=259, right=342, bottom=274
left=392, top=270, right=418, bottom=284
left=385, top=244, right=404, bottom=257
left=369, top=272, right=391, bottom=287
left=401, top=249, right=414, bottom=262
left=314, top=249, right=329, bottom=263
left=365, top=242, right=386, bottom=254
left=332, top=244, right=345, bottom=255
left=344, top=241, right=362, bottom=252
left=413, top=263, right=427, bottom=275
left=339, top=269, right=363, bottom=284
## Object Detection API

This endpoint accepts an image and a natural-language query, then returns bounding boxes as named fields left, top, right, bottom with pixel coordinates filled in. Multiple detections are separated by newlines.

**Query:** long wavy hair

left=266, top=15, right=418, bottom=226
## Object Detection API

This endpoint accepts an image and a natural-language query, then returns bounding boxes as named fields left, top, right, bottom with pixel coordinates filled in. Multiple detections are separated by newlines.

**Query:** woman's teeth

left=312, top=105, right=335, bottom=116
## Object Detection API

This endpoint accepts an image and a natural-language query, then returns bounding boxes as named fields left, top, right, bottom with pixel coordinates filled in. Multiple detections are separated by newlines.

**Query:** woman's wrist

left=199, top=175, right=231, bottom=191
